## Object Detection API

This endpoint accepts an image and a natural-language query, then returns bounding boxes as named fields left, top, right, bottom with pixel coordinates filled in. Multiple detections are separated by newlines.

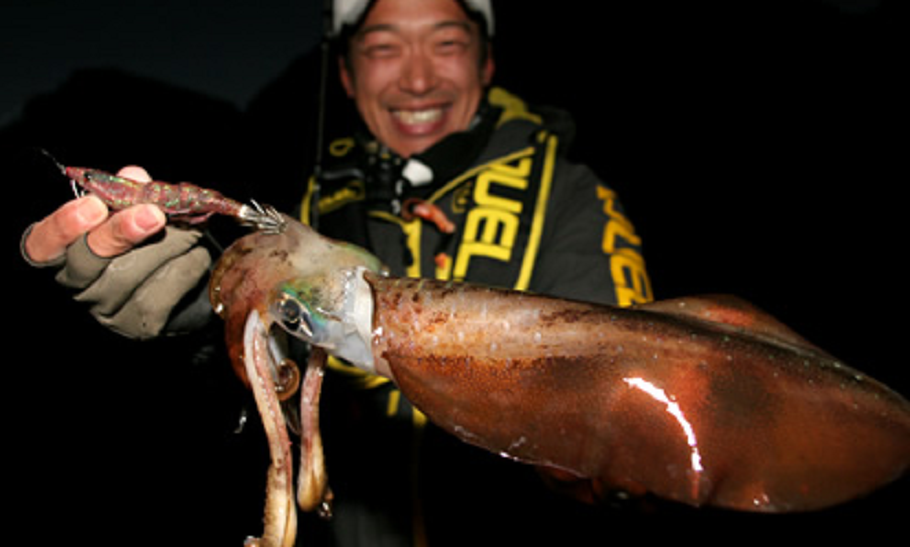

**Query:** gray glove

left=22, top=225, right=212, bottom=340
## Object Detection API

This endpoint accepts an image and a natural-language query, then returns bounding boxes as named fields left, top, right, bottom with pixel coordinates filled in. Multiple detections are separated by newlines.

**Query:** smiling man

left=338, top=0, right=494, bottom=158
left=306, top=1, right=653, bottom=546
left=311, top=0, right=649, bottom=304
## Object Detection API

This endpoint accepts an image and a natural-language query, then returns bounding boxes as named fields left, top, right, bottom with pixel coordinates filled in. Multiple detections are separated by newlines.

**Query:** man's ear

left=482, top=45, right=495, bottom=86
left=339, top=56, right=356, bottom=98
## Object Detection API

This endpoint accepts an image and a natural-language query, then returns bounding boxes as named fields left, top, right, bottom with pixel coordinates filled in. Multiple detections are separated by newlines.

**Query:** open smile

left=392, top=107, right=444, bottom=124
left=389, top=105, right=450, bottom=136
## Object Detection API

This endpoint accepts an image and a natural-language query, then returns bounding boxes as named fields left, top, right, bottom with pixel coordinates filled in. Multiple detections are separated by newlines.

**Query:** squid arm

left=241, top=310, right=296, bottom=547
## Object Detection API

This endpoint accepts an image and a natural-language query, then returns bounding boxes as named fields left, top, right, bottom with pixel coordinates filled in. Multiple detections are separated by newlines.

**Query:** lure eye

left=277, top=296, right=314, bottom=339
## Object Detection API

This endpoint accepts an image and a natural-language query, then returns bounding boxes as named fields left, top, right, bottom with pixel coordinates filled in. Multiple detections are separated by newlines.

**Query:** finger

left=86, top=204, right=167, bottom=258
left=117, top=165, right=152, bottom=182
left=23, top=165, right=156, bottom=264
left=24, top=195, right=109, bottom=264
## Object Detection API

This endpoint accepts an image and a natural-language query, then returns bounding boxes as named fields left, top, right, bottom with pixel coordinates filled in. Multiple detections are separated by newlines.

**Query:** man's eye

left=436, top=39, right=467, bottom=54
left=363, top=43, right=401, bottom=59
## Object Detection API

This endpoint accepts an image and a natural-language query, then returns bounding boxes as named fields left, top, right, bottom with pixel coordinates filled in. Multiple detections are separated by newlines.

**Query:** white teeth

left=393, top=108, right=443, bottom=125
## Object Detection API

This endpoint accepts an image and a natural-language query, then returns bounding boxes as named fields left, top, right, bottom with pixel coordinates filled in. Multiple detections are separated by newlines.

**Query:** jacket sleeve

left=528, top=160, right=652, bottom=307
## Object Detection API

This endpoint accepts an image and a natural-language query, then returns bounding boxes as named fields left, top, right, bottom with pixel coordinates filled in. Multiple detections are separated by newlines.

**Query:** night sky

left=0, top=0, right=888, bottom=122
left=2, top=0, right=321, bottom=123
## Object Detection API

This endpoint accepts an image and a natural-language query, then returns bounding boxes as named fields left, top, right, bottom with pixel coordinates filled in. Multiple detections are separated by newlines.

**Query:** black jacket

left=307, top=87, right=651, bottom=306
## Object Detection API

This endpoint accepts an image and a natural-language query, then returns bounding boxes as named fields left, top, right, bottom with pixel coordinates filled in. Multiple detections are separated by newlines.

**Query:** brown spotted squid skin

left=365, top=273, right=910, bottom=512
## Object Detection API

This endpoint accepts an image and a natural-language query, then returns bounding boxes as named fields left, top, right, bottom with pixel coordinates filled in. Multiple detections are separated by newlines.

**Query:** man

left=21, top=0, right=651, bottom=544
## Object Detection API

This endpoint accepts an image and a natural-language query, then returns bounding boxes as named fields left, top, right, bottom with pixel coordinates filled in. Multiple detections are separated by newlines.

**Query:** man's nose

left=399, top=49, right=437, bottom=94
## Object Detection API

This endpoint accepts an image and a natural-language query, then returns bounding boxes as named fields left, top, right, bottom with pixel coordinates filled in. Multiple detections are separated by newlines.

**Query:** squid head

left=272, top=268, right=378, bottom=375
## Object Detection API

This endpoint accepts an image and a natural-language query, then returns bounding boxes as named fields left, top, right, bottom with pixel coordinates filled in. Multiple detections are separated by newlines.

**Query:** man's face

left=340, top=0, right=494, bottom=158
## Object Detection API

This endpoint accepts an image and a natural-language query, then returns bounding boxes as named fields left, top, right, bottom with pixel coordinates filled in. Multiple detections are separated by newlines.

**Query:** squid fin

left=637, top=295, right=827, bottom=355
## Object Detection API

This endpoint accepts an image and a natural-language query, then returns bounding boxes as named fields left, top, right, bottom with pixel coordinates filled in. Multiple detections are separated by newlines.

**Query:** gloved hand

left=20, top=166, right=214, bottom=340
left=63, top=227, right=210, bottom=338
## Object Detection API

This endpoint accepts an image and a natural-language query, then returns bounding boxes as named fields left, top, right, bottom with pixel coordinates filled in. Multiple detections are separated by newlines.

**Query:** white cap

left=333, top=0, right=494, bottom=37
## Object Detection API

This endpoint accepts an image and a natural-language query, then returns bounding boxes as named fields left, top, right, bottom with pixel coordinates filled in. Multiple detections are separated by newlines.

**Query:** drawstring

left=360, top=142, right=462, bottom=273
left=401, top=198, right=456, bottom=271
left=401, top=198, right=455, bottom=234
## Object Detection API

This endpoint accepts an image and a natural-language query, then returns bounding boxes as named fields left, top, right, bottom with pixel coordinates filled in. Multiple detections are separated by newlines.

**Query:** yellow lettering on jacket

left=452, top=158, right=533, bottom=280
left=597, top=185, right=653, bottom=306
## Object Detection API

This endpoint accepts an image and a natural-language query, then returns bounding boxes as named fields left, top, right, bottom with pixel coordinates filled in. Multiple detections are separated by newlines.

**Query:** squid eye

left=277, top=297, right=314, bottom=338
left=278, top=297, right=301, bottom=326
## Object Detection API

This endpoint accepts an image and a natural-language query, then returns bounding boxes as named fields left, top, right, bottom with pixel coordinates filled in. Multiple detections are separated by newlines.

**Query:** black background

left=3, top=1, right=906, bottom=544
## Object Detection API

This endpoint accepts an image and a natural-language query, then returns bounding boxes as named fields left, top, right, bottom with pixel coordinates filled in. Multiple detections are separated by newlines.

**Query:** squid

left=209, top=212, right=909, bottom=545
left=209, top=210, right=382, bottom=546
